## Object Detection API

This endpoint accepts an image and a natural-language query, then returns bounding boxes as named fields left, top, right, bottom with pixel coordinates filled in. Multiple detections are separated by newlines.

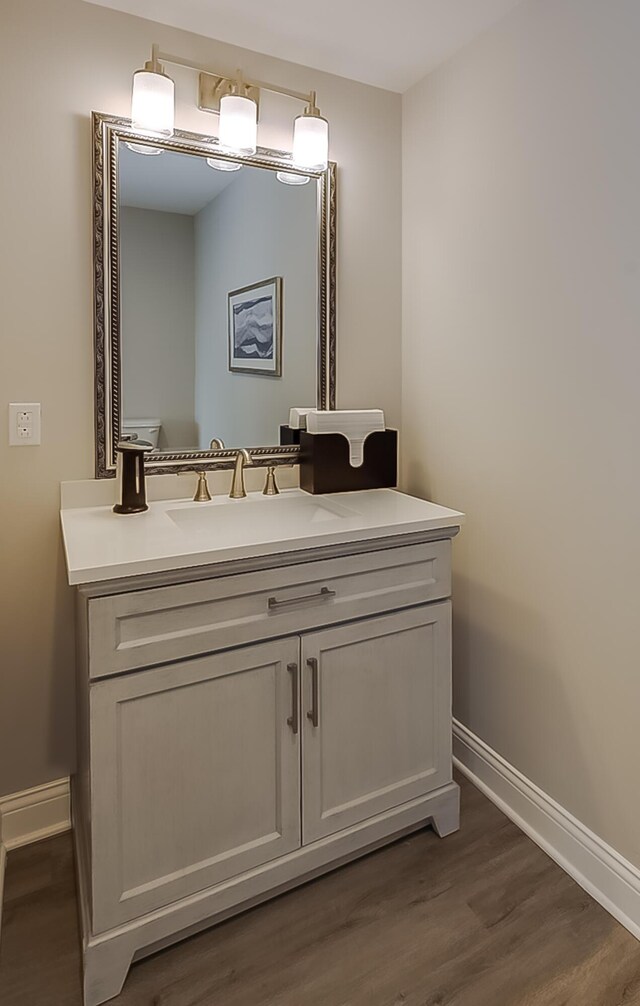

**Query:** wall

left=194, top=168, right=317, bottom=449
left=121, top=207, right=197, bottom=449
left=0, top=0, right=401, bottom=796
left=403, top=0, right=640, bottom=866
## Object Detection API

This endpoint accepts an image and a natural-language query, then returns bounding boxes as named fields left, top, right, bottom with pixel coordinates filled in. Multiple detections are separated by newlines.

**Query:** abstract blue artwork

left=228, top=277, right=282, bottom=376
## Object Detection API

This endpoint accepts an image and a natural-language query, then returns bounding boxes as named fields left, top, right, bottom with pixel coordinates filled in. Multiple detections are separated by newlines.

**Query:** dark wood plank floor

left=2, top=775, right=640, bottom=1005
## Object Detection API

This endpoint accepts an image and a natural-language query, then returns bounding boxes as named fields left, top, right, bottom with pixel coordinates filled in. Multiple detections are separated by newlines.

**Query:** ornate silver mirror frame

left=92, top=111, right=337, bottom=478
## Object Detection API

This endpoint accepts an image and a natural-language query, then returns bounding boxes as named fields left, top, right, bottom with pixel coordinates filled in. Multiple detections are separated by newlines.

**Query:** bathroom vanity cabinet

left=68, top=506, right=462, bottom=1006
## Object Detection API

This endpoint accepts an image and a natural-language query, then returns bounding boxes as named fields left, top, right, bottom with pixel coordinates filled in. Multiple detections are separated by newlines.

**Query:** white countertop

left=60, top=488, right=464, bottom=586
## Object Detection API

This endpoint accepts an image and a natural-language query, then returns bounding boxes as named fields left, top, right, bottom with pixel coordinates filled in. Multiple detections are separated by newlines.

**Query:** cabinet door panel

left=302, top=604, right=451, bottom=844
left=90, top=638, right=301, bottom=932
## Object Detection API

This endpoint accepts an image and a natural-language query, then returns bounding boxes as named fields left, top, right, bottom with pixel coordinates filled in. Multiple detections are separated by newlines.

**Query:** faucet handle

left=263, top=463, right=295, bottom=496
left=263, top=466, right=280, bottom=496
left=180, top=470, right=212, bottom=502
left=194, top=471, right=212, bottom=502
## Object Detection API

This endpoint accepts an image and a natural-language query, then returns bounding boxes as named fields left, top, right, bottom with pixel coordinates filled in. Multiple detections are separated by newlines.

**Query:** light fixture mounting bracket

left=198, top=73, right=261, bottom=117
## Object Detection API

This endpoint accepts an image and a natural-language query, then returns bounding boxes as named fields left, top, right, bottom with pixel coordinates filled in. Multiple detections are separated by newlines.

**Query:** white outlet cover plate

left=9, top=402, right=41, bottom=446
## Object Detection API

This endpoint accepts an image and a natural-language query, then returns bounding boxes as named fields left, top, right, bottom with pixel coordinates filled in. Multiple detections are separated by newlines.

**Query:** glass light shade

left=292, top=113, right=329, bottom=170
left=219, top=94, right=257, bottom=154
left=125, top=142, right=162, bottom=156
left=206, top=157, right=242, bottom=172
left=131, top=69, right=174, bottom=136
left=276, top=171, right=311, bottom=186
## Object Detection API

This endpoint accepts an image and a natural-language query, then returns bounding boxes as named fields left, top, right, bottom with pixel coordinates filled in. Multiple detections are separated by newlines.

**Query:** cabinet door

left=90, top=638, right=301, bottom=932
left=302, top=604, right=451, bottom=844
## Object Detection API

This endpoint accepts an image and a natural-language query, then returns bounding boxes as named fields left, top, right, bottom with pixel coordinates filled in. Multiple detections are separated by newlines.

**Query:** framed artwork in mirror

left=228, top=277, right=282, bottom=376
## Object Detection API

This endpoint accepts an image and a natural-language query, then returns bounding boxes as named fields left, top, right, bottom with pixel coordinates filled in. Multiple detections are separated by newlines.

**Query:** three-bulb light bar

left=130, top=45, right=329, bottom=184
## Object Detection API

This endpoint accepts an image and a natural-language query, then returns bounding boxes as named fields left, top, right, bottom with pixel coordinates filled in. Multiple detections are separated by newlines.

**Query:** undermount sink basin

left=166, top=492, right=360, bottom=543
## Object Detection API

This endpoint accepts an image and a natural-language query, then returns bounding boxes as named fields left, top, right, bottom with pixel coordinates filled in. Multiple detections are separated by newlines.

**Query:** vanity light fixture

left=292, top=93, right=329, bottom=171
left=218, top=74, right=258, bottom=155
left=276, top=171, right=311, bottom=186
left=129, top=44, right=330, bottom=172
left=206, top=157, right=242, bottom=172
left=125, top=141, right=162, bottom=156
left=131, top=52, right=175, bottom=137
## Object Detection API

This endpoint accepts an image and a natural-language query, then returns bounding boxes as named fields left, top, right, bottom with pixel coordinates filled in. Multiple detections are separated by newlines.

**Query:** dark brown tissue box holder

left=299, top=429, right=398, bottom=494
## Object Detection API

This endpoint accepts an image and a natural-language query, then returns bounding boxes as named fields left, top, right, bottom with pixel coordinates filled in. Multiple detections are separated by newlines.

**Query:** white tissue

left=288, top=407, right=315, bottom=430
left=306, top=409, right=385, bottom=467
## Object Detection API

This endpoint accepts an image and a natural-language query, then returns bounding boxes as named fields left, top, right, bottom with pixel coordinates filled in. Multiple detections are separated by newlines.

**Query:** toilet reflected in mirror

left=121, top=417, right=162, bottom=451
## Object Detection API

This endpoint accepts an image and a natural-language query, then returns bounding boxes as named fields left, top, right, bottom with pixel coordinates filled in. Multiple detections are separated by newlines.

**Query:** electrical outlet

left=9, top=403, right=41, bottom=446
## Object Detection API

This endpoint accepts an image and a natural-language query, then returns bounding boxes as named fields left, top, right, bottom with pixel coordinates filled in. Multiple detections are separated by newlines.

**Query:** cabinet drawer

left=88, top=540, right=451, bottom=678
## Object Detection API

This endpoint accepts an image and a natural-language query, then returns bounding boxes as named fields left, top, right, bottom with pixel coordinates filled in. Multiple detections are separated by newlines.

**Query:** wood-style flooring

left=1, top=774, right=640, bottom=1005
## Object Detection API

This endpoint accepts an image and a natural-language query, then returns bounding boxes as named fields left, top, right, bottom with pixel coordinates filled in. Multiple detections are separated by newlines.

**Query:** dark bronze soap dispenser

left=113, top=440, right=154, bottom=514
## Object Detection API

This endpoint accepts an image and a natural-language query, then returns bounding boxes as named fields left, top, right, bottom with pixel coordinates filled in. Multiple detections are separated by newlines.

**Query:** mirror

left=93, top=113, right=336, bottom=477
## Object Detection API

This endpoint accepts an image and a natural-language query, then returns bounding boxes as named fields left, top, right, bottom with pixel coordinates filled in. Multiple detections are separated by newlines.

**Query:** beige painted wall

left=194, top=168, right=317, bottom=449
left=403, top=0, right=640, bottom=866
left=0, top=0, right=401, bottom=796
left=121, top=207, right=197, bottom=449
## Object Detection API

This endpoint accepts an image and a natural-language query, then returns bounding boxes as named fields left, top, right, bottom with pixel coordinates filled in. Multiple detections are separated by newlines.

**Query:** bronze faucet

left=229, top=449, right=253, bottom=499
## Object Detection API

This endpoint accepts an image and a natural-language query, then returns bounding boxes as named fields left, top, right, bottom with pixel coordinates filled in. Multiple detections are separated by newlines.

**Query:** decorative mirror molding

left=93, top=111, right=336, bottom=478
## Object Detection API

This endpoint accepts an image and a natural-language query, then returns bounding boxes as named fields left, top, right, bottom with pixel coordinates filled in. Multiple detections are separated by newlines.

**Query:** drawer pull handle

left=306, top=657, right=319, bottom=728
left=287, top=662, right=299, bottom=735
left=268, top=586, right=336, bottom=611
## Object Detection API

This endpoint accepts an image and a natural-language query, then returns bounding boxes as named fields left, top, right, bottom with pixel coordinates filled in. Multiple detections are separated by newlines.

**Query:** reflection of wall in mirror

left=120, top=207, right=198, bottom=450
left=194, top=168, right=317, bottom=449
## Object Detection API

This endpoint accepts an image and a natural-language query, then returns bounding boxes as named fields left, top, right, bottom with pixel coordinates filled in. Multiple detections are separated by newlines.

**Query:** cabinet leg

left=429, top=781, right=460, bottom=838
left=83, top=940, right=134, bottom=1006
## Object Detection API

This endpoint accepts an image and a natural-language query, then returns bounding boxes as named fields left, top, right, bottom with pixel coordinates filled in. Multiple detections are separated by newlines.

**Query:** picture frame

left=228, top=277, right=283, bottom=376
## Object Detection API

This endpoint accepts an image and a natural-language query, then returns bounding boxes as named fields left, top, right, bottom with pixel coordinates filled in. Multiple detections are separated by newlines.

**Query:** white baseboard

left=0, top=778, right=71, bottom=852
left=453, top=719, right=640, bottom=941
left=0, top=841, right=6, bottom=943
